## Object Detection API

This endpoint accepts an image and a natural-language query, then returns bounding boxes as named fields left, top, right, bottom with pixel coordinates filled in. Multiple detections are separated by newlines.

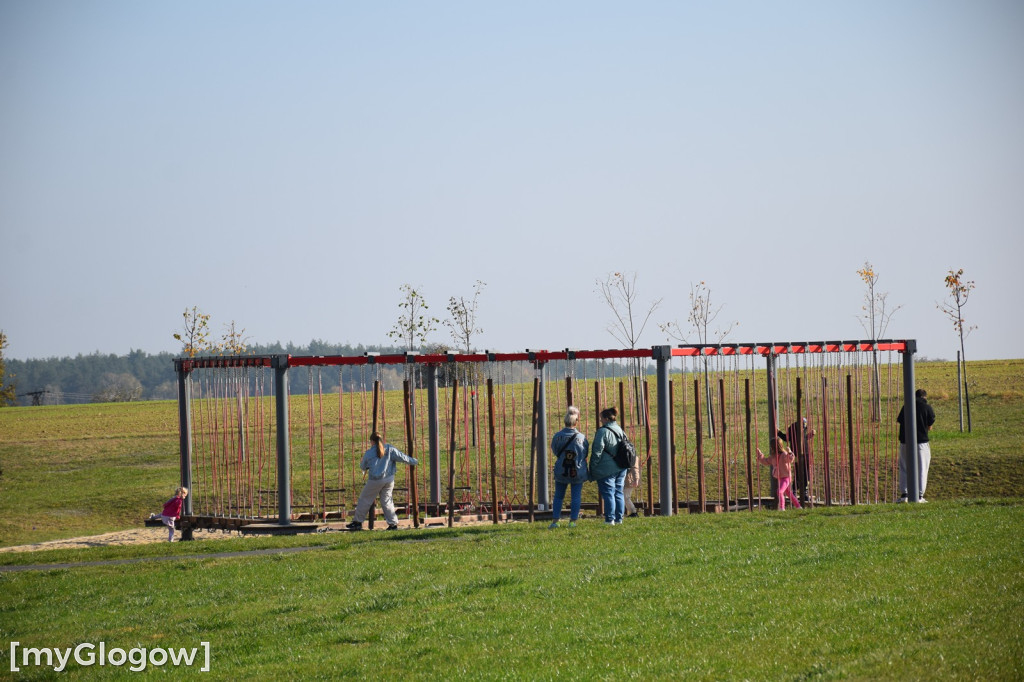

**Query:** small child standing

left=157, top=487, right=188, bottom=541
left=757, top=438, right=801, bottom=511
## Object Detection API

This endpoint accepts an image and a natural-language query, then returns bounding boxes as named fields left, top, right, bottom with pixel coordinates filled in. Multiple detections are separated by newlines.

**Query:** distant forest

left=6, top=342, right=653, bottom=406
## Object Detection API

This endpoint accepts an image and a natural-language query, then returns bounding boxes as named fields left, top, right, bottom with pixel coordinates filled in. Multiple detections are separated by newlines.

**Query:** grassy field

left=0, top=358, right=1022, bottom=679
left=1, top=501, right=1022, bottom=679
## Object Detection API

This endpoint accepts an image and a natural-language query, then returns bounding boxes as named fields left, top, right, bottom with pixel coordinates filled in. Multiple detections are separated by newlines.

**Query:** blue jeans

left=597, top=470, right=628, bottom=523
left=552, top=480, right=584, bottom=521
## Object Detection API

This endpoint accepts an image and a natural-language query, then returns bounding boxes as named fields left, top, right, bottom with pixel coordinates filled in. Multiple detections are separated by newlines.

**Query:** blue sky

left=2, top=1, right=1021, bottom=361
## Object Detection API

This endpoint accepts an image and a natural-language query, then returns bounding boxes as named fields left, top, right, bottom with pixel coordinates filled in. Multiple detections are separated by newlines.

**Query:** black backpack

left=607, top=427, right=637, bottom=469
left=558, top=434, right=580, bottom=479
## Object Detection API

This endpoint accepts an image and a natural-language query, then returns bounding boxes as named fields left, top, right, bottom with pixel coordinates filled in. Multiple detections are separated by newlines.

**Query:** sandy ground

left=0, top=527, right=234, bottom=553
left=0, top=515, right=507, bottom=554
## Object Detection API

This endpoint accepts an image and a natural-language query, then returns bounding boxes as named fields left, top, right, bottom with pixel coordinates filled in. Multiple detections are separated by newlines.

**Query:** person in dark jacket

left=897, top=389, right=936, bottom=502
left=590, top=407, right=628, bottom=525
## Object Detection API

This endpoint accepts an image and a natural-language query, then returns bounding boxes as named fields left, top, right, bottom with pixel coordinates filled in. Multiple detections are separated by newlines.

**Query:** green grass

left=1, top=359, right=1023, bottom=679
left=1, top=501, right=1022, bottom=679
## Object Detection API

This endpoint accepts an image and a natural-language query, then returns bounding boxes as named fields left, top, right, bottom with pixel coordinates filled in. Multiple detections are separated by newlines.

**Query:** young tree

left=389, top=284, right=440, bottom=394
left=857, top=261, right=901, bottom=421
left=597, top=272, right=662, bottom=426
left=173, top=306, right=211, bottom=357
left=444, top=280, right=486, bottom=354
left=388, top=284, right=438, bottom=352
left=0, top=331, right=17, bottom=407
left=219, top=321, right=251, bottom=355
left=444, top=280, right=487, bottom=400
left=937, top=268, right=976, bottom=432
left=660, top=281, right=737, bottom=437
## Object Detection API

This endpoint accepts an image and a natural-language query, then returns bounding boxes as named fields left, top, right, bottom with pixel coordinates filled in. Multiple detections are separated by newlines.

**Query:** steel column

left=426, top=364, right=441, bottom=505
left=273, top=355, right=291, bottom=525
left=654, top=346, right=674, bottom=516
left=902, top=341, right=920, bottom=503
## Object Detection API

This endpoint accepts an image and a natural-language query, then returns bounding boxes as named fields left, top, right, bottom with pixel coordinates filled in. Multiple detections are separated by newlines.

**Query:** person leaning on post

left=346, top=432, right=418, bottom=531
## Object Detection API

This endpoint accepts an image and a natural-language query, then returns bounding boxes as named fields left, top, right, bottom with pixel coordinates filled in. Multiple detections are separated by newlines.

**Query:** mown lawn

left=1, top=501, right=1021, bottom=680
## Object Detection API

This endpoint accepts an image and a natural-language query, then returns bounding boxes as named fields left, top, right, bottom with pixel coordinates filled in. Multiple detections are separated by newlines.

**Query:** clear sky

left=2, top=1, right=1022, bottom=362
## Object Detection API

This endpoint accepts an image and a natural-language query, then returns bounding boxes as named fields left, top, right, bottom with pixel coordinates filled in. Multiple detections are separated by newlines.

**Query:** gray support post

left=654, top=346, right=674, bottom=516
left=534, top=356, right=549, bottom=510
left=426, top=364, right=441, bottom=505
left=175, top=361, right=195, bottom=540
left=273, top=355, right=291, bottom=525
left=902, top=340, right=920, bottom=503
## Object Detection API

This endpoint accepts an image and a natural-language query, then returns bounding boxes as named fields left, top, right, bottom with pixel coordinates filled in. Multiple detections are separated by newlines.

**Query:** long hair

left=370, top=432, right=385, bottom=458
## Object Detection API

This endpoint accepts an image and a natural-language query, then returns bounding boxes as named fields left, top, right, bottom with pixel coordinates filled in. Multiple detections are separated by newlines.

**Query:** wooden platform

left=237, top=522, right=321, bottom=536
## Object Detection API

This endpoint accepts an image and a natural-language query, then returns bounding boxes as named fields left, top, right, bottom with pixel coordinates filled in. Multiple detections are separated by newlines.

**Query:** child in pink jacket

left=757, top=438, right=801, bottom=510
left=156, top=487, right=188, bottom=541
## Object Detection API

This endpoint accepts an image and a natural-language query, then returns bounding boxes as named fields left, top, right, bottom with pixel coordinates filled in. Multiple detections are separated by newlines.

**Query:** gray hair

left=564, top=406, right=580, bottom=427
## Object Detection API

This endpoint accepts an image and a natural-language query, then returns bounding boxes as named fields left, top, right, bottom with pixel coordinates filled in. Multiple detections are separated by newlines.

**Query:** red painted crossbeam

left=177, top=356, right=273, bottom=371
left=179, top=340, right=910, bottom=370
left=285, top=348, right=655, bottom=368
left=670, top=340, right=908, bottom=357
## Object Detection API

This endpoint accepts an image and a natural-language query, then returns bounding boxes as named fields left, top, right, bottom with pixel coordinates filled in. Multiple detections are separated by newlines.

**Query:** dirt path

left=0, top=527, right=231, bottom=553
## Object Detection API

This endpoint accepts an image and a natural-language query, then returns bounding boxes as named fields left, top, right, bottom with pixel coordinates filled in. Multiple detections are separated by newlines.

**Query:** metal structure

left=172, top=339, right=919, bottom=536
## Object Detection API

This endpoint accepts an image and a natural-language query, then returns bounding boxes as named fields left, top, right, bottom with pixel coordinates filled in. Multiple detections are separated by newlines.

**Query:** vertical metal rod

left=654, top=346, right=673, bottom=516
left=694, top=378, right=705, bottom=513
left=565, top=375, right=574, bottom=407
left=644, top=380, right=654, bottom=516
left=403, top=380, right=420, bottom=529
left=766, top=354, right=779, bottom=438
left=371, top=380, right=380, bottom=434
left=795, top=377, right=808, bottom=506
left=618, top=381, right=626, bottom=428
left=719, top=378, right=729, bottom=511
left=447, top=378, right=459, bottom=528
left=528, top=378, right=540, bottom=523
left=273, top=355, right=291, bottom=526
left=846, top=373, right=857, bottom=506
left=669, top=380, right=679, bottom=514
left=594, top=379, right=603, bottom=520
left=822, top=376, right=833, bottom=506
left=368, top=379, right=380, bottom=528
left=744, top=379, right=754, bottom=511
left=535, top=362, right=549, bottom=510
left=487, top=379, right=499, bottom=525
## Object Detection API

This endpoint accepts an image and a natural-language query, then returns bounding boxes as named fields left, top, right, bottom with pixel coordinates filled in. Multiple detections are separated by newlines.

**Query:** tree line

left=4, top=341, right=394, bottom=406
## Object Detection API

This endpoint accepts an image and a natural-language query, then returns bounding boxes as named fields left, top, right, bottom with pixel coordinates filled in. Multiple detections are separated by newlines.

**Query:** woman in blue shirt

left=346, top=432, right=418, bottom=531
left=549, top=406, right=589, bottom=528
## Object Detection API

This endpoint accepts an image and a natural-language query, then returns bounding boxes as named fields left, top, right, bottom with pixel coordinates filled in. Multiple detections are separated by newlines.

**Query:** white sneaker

left=918, top=497, right=928, bottom=503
